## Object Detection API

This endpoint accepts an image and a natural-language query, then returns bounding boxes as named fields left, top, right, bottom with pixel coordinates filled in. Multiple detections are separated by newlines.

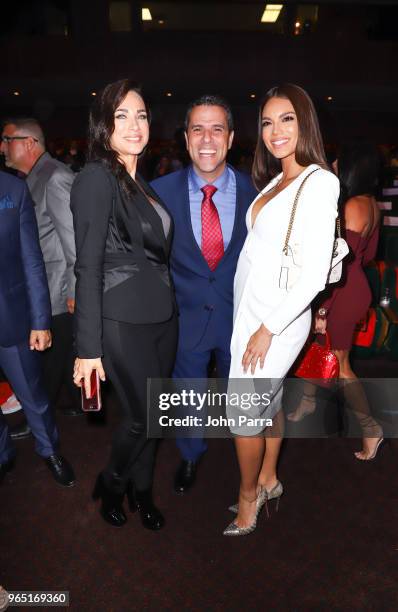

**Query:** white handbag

left=279, top=168, right=348, bottom=291
left=326, top=218, right=349, bottom=284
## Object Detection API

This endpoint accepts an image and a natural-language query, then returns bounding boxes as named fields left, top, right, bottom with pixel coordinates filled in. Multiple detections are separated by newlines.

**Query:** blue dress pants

left=173, top=315, right=231, bottom=462
left=0, top=341, right=58, bottom=464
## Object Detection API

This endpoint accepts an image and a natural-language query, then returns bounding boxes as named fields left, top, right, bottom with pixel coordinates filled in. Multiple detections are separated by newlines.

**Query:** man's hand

left=242, top=324, right=273, bottom=375
left=66, top=298, right=75, bottom=314
left=29, top=330, right=52, bottom=351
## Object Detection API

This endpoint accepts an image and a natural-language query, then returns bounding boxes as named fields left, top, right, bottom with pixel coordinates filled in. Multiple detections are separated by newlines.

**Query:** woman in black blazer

left=71, top=79, right=177, bottom=528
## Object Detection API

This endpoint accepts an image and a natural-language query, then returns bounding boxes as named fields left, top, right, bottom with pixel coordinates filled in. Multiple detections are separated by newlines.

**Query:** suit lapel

left=141, top=178, right=174, bottom=255
left=174, top=166, right=251, bottom=273
left=216, top=166, right=253, bottom=269
left=219, top=166, right=240, bottom=262
left=134, top=179, right=167, bottom=250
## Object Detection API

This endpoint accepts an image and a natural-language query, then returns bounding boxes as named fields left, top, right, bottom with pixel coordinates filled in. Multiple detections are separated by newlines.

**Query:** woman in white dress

left=224, top=84, right=339, bottom=536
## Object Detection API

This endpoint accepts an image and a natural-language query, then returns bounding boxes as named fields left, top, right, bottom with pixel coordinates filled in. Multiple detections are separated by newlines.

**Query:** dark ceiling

left=1, top=1, right=398, bottom=143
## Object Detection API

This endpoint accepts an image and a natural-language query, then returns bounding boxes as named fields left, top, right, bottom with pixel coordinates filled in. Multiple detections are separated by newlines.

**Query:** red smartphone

left=81, top=370, right=102, bottom=412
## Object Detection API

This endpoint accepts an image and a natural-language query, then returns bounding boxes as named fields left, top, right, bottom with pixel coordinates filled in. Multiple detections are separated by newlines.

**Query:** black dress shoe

left=59, top=405, right=84, bottom=417
left=131, top=486, right=165, bottom=531
left=174, top=460, right=197, bottom=494
left=0, top=459, right=15, bottom=485
left=44, top=454, right=75, bottom=487
left=92, top=473, right=127, bottom=527
left=10, top=421, right=32, bottom=440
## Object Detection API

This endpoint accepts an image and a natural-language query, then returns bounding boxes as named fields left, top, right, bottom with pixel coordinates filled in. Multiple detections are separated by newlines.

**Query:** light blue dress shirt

left=188, top=165, right=236, bottom=251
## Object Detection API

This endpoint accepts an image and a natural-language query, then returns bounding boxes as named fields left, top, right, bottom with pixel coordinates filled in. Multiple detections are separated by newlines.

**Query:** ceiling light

left=13, top=91, right=20, bottom=96
left=261, top=4, right=283, bottom=23
left=250, top=94, right=256, bottom=99
left=91, top=91, right=97, bottom=96
left=295, top=21, right=301, bottom=28
left=142, top=8, right=152, bottom=21
left=166, top=92, right=172, bottom=97
left=327, top=96, right=333, bottom=101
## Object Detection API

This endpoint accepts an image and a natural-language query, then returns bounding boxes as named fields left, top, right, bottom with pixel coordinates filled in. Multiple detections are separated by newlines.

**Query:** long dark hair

left=338, top=142, right=381, bottom=205
left=252, top=83, right=328, bottom=190
left=88, top=78, right=148, bottom=197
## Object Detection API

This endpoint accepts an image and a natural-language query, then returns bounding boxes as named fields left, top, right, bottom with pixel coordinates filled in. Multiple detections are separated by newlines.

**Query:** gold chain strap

left=282, top=168, right=320, bottom=255
left=336, top=216, right=341, bottom=238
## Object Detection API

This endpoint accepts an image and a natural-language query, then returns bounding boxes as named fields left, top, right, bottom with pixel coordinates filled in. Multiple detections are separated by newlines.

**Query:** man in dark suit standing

left=152, top=95, right=257, bottom=493
left=1, top=118, right=80, bottom=433
left=0, top=170, right=75, bottom=486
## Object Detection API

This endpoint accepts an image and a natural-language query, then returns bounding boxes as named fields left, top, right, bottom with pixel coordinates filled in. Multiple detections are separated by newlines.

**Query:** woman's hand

left=242, top=324, right=273, bottom=375
left=73, top=357, right=106, bottom=399
left=314, top=316, right=327, bottom=334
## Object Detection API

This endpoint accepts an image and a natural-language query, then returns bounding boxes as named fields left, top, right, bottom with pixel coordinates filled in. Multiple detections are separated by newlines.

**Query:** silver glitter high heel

left=228, top=480, right=283, bottom=517
left=223, top=487, right=267, bottom=536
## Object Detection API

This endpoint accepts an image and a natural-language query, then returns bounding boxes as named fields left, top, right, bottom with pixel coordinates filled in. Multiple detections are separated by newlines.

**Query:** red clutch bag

left=294, top=331, right=339, bottom=388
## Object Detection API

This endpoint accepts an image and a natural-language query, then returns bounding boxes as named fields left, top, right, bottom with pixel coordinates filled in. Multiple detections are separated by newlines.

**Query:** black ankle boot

left=131, top=486, right=165, bottom=531
left=92, top=473, right=127, bottom=527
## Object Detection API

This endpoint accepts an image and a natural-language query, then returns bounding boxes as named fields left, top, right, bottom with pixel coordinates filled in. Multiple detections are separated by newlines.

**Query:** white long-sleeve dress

left=227, top=164, right=339, bottom=432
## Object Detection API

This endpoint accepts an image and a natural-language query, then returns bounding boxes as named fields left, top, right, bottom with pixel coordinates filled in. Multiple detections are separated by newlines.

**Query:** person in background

left=153, top=152, right=173, bottom=178
left=289, top=143, right=382, bottom=460
left=1, top=118, right=81, bottom=435
left=0, top=170, right=75, bottom=487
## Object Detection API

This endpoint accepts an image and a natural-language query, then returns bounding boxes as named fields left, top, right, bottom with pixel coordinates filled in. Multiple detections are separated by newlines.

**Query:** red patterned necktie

left=201, top=184, right=224, bottom=271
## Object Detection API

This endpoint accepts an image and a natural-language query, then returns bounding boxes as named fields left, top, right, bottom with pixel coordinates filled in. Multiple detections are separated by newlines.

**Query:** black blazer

left=71, top=161, right=175, bottom=358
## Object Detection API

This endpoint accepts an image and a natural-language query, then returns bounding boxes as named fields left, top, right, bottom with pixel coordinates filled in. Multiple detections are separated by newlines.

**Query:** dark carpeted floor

left=1, top=359, right=398, bottom=612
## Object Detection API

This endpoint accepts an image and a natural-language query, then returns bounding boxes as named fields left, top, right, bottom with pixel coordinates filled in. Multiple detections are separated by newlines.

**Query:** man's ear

left=228, top=130, right=235, bottom=150
left=26, top=137, right=37, bottom=152
left=184, top=131, right=189, bottom=150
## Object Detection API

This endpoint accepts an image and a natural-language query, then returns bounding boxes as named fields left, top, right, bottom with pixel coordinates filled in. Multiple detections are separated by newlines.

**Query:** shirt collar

left=189, top=165, right=230, bottom=194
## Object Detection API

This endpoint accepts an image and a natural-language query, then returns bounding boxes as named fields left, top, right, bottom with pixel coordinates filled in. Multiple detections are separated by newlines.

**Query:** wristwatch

left=317, top=308, right=327, bottom=317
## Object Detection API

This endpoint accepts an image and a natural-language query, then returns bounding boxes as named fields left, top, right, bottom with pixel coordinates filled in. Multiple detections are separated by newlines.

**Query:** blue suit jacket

left=151, top=166, right=258, bottom=351
left=0, top=171, right=51, bottom=347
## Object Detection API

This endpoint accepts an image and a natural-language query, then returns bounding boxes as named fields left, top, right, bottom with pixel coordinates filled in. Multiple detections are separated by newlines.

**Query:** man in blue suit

left=0, top=170, right=75, bottom=487
left=152, top=95, right=257, bottom=493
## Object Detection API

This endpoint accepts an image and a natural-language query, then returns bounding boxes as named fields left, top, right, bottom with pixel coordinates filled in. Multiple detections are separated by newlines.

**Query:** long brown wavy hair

left=252, top=83, right=328, bottom=190
left=88, top=78, right=149, bottom=198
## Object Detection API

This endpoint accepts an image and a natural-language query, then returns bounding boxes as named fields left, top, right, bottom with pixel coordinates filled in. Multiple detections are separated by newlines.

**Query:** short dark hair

left=88, top=78, right=148, bottom=197
left=2, top=117, right=45, bottom=147
left=184, top=95, right=234, bottom=132
left=338, top=142, right=381, bottom=202
left=252, top=83, right=328, bottom=190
